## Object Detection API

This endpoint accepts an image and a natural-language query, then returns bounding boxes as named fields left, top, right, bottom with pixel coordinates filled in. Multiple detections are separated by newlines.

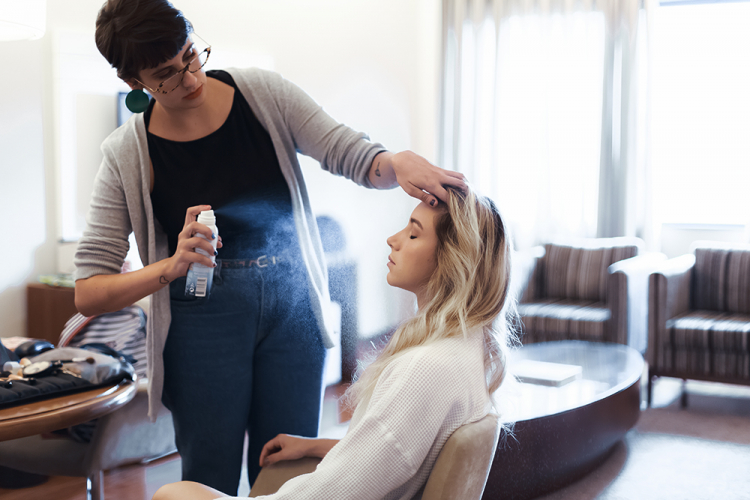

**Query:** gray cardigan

left=74, top=67, right=385, bottom=419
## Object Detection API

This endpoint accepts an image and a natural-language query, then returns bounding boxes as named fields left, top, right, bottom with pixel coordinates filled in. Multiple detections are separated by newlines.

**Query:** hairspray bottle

left=185, top=210, right=219, bottom=298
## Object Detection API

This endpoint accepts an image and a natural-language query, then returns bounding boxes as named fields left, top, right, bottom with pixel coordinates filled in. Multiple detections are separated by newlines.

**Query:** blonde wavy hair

left=345, top=187, right=517, bottom=410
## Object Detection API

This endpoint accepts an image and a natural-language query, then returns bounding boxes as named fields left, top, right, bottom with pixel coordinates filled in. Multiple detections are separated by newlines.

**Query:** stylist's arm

left=368, top=150, right=468, bottom=207
left=75, top=204, right=222, bottom=317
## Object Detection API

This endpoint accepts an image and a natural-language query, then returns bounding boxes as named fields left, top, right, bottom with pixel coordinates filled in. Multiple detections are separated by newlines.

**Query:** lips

left=387, top=256, right=395, bottom=267
left=184, top=84, right=203, bottom=100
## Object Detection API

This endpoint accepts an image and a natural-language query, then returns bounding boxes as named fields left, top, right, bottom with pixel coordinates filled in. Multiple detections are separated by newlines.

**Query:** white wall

left=1, top=0, right=441, bottom=338
left=0, top=37, right=55, bottom=339
left=659, top=224, right=749, bottom=259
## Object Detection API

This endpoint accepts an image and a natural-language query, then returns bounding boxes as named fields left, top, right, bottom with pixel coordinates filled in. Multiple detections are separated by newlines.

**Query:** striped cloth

left=693, top=248, right=750, bottom=314
left=58, top=306, right=148, bottom=443
left=658, top=311, right=750, bottom=380
left=542, top=243, right=639, bottom=302
left=518, top=299, right=610, bottom=343
left=59, top=306, right=148, bottom=379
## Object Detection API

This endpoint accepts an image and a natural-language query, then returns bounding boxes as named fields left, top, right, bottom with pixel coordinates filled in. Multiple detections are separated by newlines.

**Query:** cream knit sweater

left=221, top=333, right=491, bottom=500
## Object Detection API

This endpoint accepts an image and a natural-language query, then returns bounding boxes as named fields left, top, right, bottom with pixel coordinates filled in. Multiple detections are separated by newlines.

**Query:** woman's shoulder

left=388, top=334, right=484, bottom=382
left=224, top=67, right=283, bottom=89
left=101, top=113, right=145, bottom=159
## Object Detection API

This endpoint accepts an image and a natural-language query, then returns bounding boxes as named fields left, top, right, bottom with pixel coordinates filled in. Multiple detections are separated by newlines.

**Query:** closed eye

left=410, top=236, right=417, bottom=240
left=155, top=45, right=195, bottom=78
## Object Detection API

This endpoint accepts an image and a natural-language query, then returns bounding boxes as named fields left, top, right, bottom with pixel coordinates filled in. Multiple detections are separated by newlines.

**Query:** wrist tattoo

left=375, top=160, right=381, bottom=177
left=159, top=276, right=170, bottom=284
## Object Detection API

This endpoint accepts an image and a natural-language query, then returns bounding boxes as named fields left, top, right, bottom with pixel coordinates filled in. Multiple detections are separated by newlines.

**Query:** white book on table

left=511, top=359, right=583, bottom=387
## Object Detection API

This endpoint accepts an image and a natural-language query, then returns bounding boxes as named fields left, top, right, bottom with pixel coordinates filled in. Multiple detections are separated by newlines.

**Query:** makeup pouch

left=0, top=347, right=134, bottom=410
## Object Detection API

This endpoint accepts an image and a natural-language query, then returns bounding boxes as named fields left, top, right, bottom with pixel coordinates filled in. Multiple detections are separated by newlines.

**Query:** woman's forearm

left=310, top=438, right=340, bottom=459
left=75, top=259, right=173, bottom=317
left=368, top=151, right=398, bottom=189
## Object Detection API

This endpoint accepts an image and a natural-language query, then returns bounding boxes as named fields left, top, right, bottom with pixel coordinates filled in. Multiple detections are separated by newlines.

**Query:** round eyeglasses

left=135, top=35, right=211, bottom=95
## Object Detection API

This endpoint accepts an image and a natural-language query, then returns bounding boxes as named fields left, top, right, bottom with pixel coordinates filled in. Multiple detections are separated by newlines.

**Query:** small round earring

left=125, top=88, right=150, bottom=113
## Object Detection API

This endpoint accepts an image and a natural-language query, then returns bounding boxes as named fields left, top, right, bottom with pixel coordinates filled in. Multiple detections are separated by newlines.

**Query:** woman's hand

left=369, top=151, right=468, bottom=206
left=259, top=435, right=339, bottom=467
left=162, top=205, right=223, bottom=283
left=259, top=434, right=316, bottom=467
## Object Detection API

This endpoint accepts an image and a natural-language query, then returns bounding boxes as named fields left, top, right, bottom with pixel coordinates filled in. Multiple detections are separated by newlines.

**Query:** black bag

left=0, top=342, right=17, bottom=366
left=0, top=347, right=134, bottom=410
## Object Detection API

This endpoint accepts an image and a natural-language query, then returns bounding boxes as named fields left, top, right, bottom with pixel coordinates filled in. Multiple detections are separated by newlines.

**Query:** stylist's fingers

left=180, top=221, right=215, bottom=242
left=444, top=169, right=466, bottom=180
left=442, top=170, right=468, bottom=190
left=183, top=205, right=211, bottom=229
left=402, top=182, right=439, bottom=208
left=186, top=235, right=217, bottom=258
left=175, top=243, right=215, bottom=268
left=422, top=172, right=468, bottom=205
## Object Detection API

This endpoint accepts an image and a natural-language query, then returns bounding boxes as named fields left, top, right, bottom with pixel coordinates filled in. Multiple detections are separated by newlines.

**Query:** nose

left=182, top=69, right=198, bottom=88
left=386, top=233, right=396, bottom=249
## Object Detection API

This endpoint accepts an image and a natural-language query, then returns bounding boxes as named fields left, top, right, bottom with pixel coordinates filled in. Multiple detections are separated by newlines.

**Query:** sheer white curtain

left=440, top=0, right=652, bottom=249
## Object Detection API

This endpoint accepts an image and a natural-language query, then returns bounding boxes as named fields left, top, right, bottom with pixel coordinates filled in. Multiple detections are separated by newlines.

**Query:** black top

left=146, top=70, right=296, bottom=258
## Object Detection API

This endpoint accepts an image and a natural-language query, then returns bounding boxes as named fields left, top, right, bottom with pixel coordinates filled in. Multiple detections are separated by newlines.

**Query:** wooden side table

left=26, top=283, right=79, bottom=345
left=0, top=380, right=137, bottom=442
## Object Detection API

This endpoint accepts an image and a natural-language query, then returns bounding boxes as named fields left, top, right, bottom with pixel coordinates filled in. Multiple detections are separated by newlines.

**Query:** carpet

left=534, top=379, right=750, bottom=500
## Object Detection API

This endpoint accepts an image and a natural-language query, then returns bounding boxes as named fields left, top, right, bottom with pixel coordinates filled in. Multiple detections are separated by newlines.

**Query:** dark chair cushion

left=659, top=310, right=750, bottom=380
left=519, top=299, right=610, bottom=343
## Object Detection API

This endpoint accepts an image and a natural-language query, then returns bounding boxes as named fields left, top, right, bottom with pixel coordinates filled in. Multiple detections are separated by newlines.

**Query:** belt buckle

left=256, top=255, right=268, bottom=268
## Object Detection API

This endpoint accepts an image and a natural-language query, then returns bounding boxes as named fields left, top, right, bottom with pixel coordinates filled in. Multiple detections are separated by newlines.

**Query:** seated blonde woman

left=154, top=187, right=515, bottom=500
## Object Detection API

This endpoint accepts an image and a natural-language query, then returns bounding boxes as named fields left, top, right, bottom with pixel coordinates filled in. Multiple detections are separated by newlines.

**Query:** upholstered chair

left=647, top=241, right=750, bottom=406
left=0, top=380, right=176, bottom=500
left=249, top=414, right=500, bottom=500
left=515, top=238, right=664, bottom=353
left=0, top=301, right=176, bottom=500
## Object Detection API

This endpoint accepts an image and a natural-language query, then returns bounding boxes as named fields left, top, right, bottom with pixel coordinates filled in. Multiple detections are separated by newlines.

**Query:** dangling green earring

left=125, top=89, right=150, bottom=113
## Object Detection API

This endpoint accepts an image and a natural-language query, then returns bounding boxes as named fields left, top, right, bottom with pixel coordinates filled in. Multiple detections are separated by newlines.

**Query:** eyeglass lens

left=158, top=46, right=210, bottom=94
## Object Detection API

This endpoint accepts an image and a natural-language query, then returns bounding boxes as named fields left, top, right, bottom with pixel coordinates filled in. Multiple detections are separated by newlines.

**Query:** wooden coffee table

left=484, top=341, right=644, bottom=500
left=0, top=380, right=137, bottom=442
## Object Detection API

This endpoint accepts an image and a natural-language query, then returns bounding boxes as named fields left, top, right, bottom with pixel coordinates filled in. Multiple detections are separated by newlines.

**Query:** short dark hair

left=95, top=0, right=192, bottom=82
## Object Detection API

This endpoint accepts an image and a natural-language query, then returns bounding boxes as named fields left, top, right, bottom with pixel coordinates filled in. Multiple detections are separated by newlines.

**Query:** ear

left=124, top=79, right=141, bottom=91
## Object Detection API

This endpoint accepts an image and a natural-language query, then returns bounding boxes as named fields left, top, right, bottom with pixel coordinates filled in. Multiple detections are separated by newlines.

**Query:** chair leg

left=647, top=374, right=654, bottom=408
left=87, top=471, right=104, bottom=500
left=680, top=379, right=688, bottom=409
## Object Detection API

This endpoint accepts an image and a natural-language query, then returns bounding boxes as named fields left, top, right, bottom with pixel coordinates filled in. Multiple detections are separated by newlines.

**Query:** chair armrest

left=646, top=254, right=695, bottom=366
left=608, top=252, right=668, bottom=352
left=89, top=386, right=176, bottom=473
left=512, top=246, right=545, bottom=304
left=249, top=457, right=321, bottom=497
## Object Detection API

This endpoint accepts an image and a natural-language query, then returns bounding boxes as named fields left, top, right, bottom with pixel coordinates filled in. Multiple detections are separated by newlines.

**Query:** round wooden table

left=0, top=380, right=137, bottom=442
left=484, top=341, right=644, bottom=500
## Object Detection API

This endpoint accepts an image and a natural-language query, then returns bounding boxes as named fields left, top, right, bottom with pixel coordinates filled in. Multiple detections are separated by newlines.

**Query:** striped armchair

left=647, top=242, right=750, bottom=406
left=516, top=238, right=661, bottom=352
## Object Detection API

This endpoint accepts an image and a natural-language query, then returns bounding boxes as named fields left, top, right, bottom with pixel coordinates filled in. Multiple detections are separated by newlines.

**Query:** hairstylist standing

left=73, top=0, right=466, bottom=496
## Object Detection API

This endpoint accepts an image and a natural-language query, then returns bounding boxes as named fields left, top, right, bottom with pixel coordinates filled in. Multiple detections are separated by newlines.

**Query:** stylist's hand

left=259, top=434, right=316, bottom=467
left=162, top=204, right=223, bottom=282
left=391, top=151, right=467, bottom=206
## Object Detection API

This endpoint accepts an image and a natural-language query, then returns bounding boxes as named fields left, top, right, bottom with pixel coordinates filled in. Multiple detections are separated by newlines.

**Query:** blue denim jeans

left=162, top=256, right=326, bottom=495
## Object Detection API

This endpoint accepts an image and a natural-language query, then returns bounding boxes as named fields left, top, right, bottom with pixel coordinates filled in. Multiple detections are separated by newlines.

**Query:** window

left=491, top=12, right=606, bottom=247
left=651, top=1, right=750, bottom=226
